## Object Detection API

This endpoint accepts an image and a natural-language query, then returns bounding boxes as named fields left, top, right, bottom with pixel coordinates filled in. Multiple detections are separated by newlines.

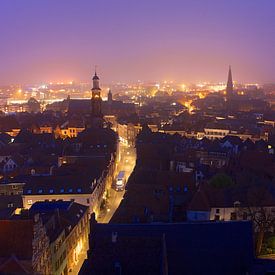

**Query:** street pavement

left=97, top=142, right=136, bottom=223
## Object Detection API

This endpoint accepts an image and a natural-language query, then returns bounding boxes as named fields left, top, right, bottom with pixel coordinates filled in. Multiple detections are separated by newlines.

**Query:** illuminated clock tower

left=91, top=70, right=102, bottom=118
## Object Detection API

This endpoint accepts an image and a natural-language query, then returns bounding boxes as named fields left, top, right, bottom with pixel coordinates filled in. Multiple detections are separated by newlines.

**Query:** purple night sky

left=0, top=0, right=274, bottom=85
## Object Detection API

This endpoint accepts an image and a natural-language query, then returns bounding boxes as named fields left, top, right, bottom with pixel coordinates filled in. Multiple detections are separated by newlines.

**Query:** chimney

left=112, top=231, right=118, bottom=243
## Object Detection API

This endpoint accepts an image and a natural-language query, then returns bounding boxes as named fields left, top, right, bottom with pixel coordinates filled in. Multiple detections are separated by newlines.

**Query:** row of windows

left=90, top=144, right=108, bottom=148
left=27, top=188, right=82, bottom=194
left=206, top=131, right=228, bottom=136
left=4, top=164, right=17, bottom=170
left=214, top=212, right=248, bottom=221
left=168, top=186, right=188, bottom=192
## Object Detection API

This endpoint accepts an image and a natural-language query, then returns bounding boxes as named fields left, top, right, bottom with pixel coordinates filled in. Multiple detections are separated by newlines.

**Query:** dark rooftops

left=30, top=200, right=88, bottom=230
left=30, top=200, right=72, bottom=212
left=81, top=221, right=254, bottom=275
left=22, top=174, right=95, bottom=195
left=0, top=219, right=34, bottom=260
left=0, top=195, right=23, bottom=211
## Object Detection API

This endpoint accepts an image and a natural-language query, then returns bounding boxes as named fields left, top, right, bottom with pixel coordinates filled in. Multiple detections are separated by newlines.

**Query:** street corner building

left=0, top=200, right=90, bottom=275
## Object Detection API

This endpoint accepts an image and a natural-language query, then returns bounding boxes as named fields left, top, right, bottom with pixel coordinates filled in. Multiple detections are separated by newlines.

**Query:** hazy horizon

left=0, top=0, right=275, bottom=85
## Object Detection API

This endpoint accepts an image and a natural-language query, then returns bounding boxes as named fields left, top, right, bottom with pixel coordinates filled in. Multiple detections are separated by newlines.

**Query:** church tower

left=226, top=66, right=234, bottom=99
left=91, top=69, right=102, bottom=118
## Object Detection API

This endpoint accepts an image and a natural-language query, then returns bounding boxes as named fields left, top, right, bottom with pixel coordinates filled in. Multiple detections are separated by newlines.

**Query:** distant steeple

left=108, top=89, right=113, bottom=103
left=226, top=65, right=234, bottom=98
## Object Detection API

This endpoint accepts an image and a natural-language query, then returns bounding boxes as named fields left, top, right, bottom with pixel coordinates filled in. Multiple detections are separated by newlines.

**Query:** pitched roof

left=221, top=135, right=243, bottom=146
left=22, top=174, right=95, bottom=195
left=30, top=201, right=88, bottom=233
left=188, top=183, right=275, bottom=209
left=0, top=255, right=32, bottom=274
left=111, top=169, right=196, bottom=223
left=0, top=195, right=23, bottom=211
left=0, top=133, right=12, bottom=144
left=81, top=222, right=254, bottom=275
left=188, top=188, right=210, bottom=211
left=0, top=219, right=34, bottom=260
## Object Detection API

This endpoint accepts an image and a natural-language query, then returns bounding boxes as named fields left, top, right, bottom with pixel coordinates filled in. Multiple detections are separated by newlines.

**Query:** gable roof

left=221, top=135, right=243, bottom=146
left=0, top=255, right=32, bottom=274
left=188, top=188, right=210, bottom=211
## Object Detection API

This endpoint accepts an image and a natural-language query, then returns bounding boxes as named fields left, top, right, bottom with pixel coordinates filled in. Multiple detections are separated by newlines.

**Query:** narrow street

left=71, top=143, right=136, bottom=273
left=97, top=141, right=136, bottom=223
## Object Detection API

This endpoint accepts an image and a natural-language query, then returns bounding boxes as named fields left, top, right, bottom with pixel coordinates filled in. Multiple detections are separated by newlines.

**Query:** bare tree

left=237, top=185, right=275, bottom=255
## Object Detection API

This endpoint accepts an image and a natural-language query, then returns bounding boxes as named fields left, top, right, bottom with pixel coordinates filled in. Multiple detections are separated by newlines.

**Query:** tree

left=237, top=185, right=275, bottom=255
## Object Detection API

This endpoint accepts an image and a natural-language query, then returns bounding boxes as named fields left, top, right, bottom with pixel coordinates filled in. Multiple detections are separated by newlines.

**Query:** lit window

left=49, top=189, right=54, bottom=194
left=38, top=189, right=43, bottom=194
left=184, top=186, right=188, bottom=192
left=60, top=188, right=64, bottom=193
left=27, top=189, right=32, bottom=194
left=68, top=188, right=73, bottom=193
left=27, top=199, right=32, bottom=205
left=77, top=188, right=82, bottom=193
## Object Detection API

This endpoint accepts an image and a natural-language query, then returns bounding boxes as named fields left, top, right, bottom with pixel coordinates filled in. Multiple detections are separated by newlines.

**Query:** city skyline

left=0, top=0, right=275, bottom=85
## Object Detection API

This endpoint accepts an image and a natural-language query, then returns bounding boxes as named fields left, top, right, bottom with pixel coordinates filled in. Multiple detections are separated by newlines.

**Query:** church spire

left=226, top=65, right=233, bottom=98
left=108, top=89, right=113, bottom=103
left=92, top=66, right=100, bottom=90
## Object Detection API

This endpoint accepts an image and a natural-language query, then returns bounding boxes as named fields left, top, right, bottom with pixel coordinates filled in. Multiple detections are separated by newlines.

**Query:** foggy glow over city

left=0, top=1, right=275, bottom=274
left=0, top=0, right=275, bottom=85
